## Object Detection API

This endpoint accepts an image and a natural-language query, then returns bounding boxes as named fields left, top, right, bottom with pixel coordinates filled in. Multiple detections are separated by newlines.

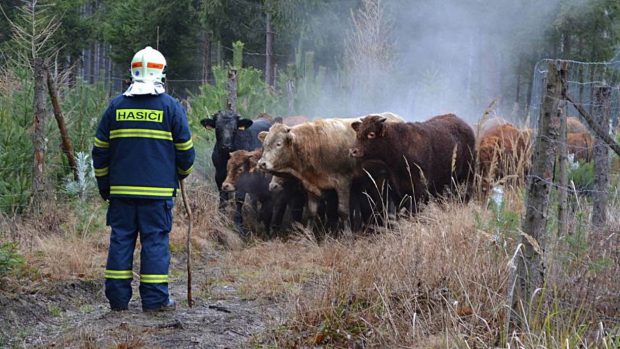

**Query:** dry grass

left=1, top=176, right=618, bottom=348
left=234, top=194, right=619, bottom=348
left=262, top=202, right=512, bottom=347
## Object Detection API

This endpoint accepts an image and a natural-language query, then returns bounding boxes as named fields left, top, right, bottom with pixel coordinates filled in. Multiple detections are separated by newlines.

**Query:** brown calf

left=477, top=123, right=532, bottom=191
left=567, top=131, right=593, bottom=162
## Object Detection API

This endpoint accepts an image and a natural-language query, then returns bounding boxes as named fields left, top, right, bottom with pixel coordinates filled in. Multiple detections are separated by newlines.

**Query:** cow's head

left=222, top=149, right=261, bottom=192
left=349, top=115, right=387, bottom=158
left=200, top=110, right=253, bottom=150
left=257, top=123, right=294, bottom=172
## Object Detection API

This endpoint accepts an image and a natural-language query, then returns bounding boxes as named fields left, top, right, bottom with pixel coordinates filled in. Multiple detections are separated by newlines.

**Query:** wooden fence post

left=31, top=58, right=49, bottom=212
left=591, top=85, right=611, bottom=227
left=510, top=60, right=566, bottom=331
left=557, top=97, right=568, bottom=238
left=227, top=68, right=237, bottom=112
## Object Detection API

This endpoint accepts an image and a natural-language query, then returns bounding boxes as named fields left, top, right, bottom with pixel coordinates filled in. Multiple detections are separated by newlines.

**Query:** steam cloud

left=297, top=0, right=581, bottom=123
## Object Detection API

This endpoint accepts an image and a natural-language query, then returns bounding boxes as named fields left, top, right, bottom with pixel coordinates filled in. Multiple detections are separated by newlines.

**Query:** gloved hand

left=99, top=188, right=110, bottom=201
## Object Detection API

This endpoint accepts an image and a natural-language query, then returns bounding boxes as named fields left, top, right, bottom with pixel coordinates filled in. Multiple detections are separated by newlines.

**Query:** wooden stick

left=180, top=180, right=193, bottom=308
left=46, top=69, right=78, bottom=180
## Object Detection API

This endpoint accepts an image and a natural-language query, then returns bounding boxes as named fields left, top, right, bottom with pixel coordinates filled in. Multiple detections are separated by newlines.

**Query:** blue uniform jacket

left=92, top=93, right=195, bottom=199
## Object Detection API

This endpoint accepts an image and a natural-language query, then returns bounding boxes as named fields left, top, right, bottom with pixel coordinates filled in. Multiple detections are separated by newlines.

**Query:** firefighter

left=92, top=46, right=195, bottom=312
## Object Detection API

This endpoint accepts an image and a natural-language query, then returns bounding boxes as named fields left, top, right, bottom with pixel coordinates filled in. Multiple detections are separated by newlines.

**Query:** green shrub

left=0, top=242, right=25, bottom=276
left=0, top=72, right=34, bottom=213
left=568, top=161, right=594, bottom=193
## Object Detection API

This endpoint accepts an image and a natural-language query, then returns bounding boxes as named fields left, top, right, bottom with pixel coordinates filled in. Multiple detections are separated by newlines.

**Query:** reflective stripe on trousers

left=105, top=197, right=173, bottom=310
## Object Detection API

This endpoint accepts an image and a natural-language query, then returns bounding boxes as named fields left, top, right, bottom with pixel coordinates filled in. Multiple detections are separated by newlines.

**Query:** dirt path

left=1, top=251, right=285, bottom=348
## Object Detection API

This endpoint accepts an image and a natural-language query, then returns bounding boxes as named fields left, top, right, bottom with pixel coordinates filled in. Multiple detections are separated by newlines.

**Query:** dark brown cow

left=567, top=132, right=593, bottom=162
left=349, top=114, right=475, bottom=212
left=477, top=123, right=532, bottom=191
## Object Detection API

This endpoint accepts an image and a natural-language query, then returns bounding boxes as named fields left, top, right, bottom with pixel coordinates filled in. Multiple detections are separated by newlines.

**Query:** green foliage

left=102, top=0, right=201, bottom=80
left=0, top=242, right=25, bottom=276
left=474, top=189, right=521, bottom=250
left=232, top=41, right=244, bottom=69
left=190, top=64, right=282, bottom=119
left=568, top=161, right=595, bottom=193
left=0, top=72, right=33, bottom=212
left=0, top=73, right=108, bottom=213
left=59, top=82, right=109, bottom=152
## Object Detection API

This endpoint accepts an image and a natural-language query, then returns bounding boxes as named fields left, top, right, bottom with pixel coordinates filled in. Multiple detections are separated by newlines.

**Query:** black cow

left=200, top=110, right=272, bottom=234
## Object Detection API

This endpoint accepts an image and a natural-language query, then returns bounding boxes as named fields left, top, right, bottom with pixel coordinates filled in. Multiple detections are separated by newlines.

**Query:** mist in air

left=296, top=0, right=584, bottom=123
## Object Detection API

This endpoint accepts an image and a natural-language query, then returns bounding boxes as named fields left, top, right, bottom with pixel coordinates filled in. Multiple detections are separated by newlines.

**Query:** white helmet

left=130, top=46, right=167, bottom=84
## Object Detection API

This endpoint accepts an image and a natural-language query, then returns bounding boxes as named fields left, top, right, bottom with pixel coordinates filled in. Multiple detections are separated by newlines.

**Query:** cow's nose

left=258, top=160, right=267, bottom=169
left=349, top=148, right=360, bottom=157
left=221, top=182, right=235, bottom=192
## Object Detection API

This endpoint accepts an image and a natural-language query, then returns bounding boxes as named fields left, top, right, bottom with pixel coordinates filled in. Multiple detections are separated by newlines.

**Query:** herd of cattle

left=200, top=110, right=597, bottom=237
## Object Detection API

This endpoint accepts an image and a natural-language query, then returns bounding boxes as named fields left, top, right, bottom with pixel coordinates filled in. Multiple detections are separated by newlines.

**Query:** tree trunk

left=47, top=69, right=78, bottom=180
left=265, top=12, right=274, bottom=86
left=202, top=31, right=212, bottom=84
left=227, top=69, right=237, bottom=112
left=591, top=86, right=611, bottom=228
left=510, top=60, right=566, bottom=331
left=287, top=79, right=295, bottom=115
left=93, top=41, right=100, bottom=83
left=31, top=58, right=49, bottom=211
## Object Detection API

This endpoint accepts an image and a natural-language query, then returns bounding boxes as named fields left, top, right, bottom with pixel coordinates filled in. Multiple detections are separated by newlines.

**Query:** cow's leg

left=305, top=194, right=321, bottom=237
left=234, top=191, right=248, bottom=237
left=215, top=168, right=229, bottom=212
left=259, top=198, right=274, bottom=238
left=335, top=181, right=352, bottom=237
left=270, top=191, right=287, bottom=234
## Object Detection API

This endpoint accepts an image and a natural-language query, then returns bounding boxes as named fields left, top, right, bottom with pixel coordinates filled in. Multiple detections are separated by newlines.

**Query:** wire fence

left=529, top=59, right=620, bottom=129
left=523, top=59, right=620, bottom=235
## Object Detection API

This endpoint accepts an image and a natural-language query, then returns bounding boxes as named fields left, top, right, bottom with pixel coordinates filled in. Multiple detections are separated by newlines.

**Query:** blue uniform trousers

left=105, top=198, right=173, bottom=310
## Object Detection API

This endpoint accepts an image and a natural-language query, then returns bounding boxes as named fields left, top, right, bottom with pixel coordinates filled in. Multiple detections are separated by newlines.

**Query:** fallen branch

left=46, top=69, right=78, bottom=180
left=566, top=93, right=620, bottom=157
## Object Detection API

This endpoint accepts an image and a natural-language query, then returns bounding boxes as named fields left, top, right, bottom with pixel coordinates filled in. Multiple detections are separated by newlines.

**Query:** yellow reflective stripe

left=174, top=139, right=193, bottom=151
left=94, top=137, right=109, bottom=148
left=105, top=269, right=133, bottom=279
left=140, top=274, right=168, bottom=283
left=94, top=167, right=109, bottom=177
left=110, top=185, right=174, bottom=197
left=109, top=129, right=172, bottom=141
left=177, top=165, right=193, bottom=175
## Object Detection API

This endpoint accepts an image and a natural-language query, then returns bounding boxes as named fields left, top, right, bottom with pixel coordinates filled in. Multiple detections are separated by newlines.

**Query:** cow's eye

left=276, top=141, right=282, bottom=147
left=237, top=168, right=244, bottom=173
left=367, top=132, right=376, bottom=139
